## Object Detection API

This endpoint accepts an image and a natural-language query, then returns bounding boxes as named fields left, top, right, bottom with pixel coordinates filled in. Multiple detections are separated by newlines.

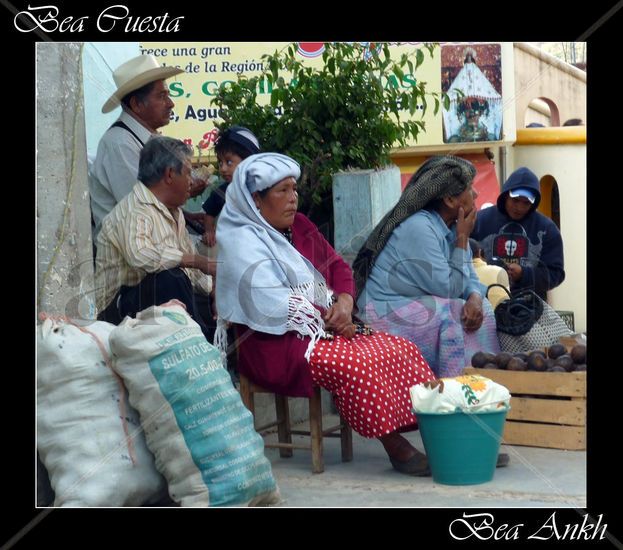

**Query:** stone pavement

left=262, top=414, right=586, bottom=508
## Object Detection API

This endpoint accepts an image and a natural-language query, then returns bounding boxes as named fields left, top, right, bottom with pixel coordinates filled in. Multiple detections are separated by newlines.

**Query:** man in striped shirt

left=95, top=136, right=216, bottom=341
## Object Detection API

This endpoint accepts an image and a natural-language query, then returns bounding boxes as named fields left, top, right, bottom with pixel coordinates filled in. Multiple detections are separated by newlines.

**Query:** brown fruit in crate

left=507, top=357, right=527, bottom=371
left=494, top=352, right=513, bottom=370
left=547, top=365, right=566, bottom=372
left=527, top=352, right=547, bottom=371
left=544, top=358, right=556, bottom=370
left=483, top=352, right=497, bottom=364
left=483, top=362, right=499, bottom=369
left=571, top=344, right=587, bottom=364
left=574, top=363, right=587, bottom=371
left=530, top=349, right=546, bottom=358
left=547, top=344, right=567, bottom=360
left=554, top=354, right=575, bottom=372
left=471, top=351, right=489, bottom=368
left=513, top=352, right=529, bottom=362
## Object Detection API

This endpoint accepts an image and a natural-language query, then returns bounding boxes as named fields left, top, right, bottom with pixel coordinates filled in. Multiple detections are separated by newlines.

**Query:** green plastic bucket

left=416, top=408, right=508, bottom=485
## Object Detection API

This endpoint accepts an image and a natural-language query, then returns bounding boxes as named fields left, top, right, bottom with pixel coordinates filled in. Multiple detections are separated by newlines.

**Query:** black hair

left=120, top=80, right=158, bottom=110
left=215, top=139, right=255, bottom=160
left=562, top=118, right=583, bottom=126
left=214, top=127, right=260, bottom=160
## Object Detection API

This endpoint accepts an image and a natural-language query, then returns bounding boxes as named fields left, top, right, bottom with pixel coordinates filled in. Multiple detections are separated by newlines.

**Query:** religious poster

left=442, top=43, right=503, bottom=143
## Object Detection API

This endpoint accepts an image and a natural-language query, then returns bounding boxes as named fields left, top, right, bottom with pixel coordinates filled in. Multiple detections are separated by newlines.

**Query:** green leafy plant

left=211, top=42, right=443, bottom=233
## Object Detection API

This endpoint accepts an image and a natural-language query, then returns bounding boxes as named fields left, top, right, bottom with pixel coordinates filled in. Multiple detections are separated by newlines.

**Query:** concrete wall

left=37, top=42, right=96, bottom=506
left=36, top=43, right=95, bottom=320
left=513, top=43, right=586, bottom=128
left=82, top=42, right=140, bottom=161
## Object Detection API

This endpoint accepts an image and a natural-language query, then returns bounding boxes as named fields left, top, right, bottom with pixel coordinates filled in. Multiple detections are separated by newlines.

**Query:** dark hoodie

left=471, top=167, right=565, bottom=300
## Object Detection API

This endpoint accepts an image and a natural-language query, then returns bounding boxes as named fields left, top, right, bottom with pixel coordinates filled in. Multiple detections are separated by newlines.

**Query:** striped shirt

left=95, top=182, right=212, bottom=312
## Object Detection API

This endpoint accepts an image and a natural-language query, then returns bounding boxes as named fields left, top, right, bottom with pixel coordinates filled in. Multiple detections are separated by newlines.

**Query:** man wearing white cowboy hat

left=90, top=54, right=207, bottom=240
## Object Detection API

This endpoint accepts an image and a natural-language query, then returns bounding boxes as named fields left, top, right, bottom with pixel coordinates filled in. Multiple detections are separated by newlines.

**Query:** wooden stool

left=238, top=374, right=353, bottom=474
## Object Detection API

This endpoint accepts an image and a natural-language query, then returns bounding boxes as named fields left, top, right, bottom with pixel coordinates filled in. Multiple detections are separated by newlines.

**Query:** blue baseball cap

left=508, top=187, right=536, bottom=203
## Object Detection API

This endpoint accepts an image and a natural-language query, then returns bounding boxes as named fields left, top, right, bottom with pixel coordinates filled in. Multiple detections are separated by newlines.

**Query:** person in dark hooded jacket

left=471, top=167, right=565, bottom=300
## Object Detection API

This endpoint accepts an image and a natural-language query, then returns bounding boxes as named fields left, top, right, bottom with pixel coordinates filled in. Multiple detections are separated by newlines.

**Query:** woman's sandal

left=389, top=452, right=431, bottom=476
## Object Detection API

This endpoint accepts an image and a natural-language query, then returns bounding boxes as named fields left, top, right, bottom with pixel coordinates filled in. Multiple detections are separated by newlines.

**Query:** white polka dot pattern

left=309, top=332, right=436, bottom=438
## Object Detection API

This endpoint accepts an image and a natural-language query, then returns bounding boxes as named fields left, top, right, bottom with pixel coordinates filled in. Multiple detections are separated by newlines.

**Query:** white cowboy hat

left=102, top=54, right=184, bottom=114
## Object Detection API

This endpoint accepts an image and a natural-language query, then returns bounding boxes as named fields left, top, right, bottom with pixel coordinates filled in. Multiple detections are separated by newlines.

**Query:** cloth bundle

left=410, top=374, right=511, bottom=414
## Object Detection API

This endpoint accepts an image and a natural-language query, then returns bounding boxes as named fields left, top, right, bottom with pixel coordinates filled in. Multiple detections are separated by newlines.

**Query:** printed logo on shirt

left=493, top=222, right=530, bottom=262
left=494, top=234, right=529, bottom=259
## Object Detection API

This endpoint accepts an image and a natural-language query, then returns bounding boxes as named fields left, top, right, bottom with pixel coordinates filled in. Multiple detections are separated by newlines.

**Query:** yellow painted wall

left=512, top=140, right=586, bottom=332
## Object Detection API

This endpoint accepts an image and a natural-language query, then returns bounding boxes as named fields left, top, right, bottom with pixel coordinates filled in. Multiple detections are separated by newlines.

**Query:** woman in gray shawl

left=353, top=155, right=500, bottom=377
left=215, top=153, right=438, bottom=476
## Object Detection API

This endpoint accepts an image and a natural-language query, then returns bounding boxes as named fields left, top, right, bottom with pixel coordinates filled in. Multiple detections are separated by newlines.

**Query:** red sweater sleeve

left=292, top=214, right=355, bottom=299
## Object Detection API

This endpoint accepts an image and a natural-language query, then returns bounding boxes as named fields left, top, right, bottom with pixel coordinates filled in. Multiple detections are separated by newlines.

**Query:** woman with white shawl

left=215, top=153, right=437, bottom=476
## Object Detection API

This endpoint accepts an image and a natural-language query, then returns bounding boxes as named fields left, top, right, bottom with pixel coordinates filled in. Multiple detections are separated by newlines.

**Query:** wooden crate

left=463, top=367, right=586, bottom=450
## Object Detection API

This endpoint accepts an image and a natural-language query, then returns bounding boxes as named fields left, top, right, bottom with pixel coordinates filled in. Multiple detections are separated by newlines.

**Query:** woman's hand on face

left=323, top=293, right=354, bottom=333
left=462, top=293, right=484, bottom=332
left=456, top=206, right=477, bottom=242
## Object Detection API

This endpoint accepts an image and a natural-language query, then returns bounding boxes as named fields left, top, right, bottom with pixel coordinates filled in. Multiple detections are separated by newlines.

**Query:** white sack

left=37, top=317, right=166, bottom=507
left=110, top=302, right=280, bottom=507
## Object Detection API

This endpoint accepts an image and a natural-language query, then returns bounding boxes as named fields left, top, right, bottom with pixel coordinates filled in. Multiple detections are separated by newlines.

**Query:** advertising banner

left=139, top=41, right=448, bottom=153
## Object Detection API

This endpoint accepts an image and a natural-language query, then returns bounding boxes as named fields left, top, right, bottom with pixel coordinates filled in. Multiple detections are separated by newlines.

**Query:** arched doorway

left=524, top=97, right=561, bottom=127
left=537, top=175, right=560, bottom=229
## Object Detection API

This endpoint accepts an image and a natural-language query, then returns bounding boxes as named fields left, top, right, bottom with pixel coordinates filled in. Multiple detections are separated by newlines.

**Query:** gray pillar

left=36, top=43, right=95, bottom=506
left=36, top=43, right=95, bottom=320
left=332, top=165, right=402, bottom=264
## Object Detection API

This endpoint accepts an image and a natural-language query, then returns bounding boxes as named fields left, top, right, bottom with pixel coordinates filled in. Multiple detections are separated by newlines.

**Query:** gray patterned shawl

left=352, top=155, right=476, bottom=297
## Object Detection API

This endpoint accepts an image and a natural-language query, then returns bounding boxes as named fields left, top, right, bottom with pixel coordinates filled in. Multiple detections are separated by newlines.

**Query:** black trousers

left=98, top=268, right=216, bottom=343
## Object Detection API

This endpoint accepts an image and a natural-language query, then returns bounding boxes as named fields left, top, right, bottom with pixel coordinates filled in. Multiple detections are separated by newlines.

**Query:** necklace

left=282, top=227, right=293, bottom=244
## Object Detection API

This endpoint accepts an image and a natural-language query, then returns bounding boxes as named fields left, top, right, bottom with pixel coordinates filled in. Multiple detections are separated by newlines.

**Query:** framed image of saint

left=442, top=44, right=503, bottom=143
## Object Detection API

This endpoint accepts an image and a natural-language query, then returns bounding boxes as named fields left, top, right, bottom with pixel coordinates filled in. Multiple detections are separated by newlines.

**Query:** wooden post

left=309, top=387, right=324, bottom=473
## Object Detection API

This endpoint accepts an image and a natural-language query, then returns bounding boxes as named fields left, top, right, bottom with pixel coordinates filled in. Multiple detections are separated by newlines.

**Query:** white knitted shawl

left=214, top=153, right=333, bottom=361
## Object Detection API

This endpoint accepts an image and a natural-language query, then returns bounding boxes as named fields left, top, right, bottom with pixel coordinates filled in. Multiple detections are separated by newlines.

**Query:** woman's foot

left=379, top=433, right=431, bottom=476
left=389, top=451, right=431, bottom=476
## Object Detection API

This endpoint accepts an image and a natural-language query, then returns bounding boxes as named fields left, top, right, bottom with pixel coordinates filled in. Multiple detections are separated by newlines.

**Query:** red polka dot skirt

left=309, top=331, right=436, bottom=438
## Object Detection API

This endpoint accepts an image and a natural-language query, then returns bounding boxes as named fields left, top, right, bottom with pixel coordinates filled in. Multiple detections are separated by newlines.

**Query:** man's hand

left=506, top=263, right=523, bottom=282
left=201, top=215, right=217, bottom=247
left=181, top=253, right=217, bottom=276
left=189, top=177, right=207, bottom=198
